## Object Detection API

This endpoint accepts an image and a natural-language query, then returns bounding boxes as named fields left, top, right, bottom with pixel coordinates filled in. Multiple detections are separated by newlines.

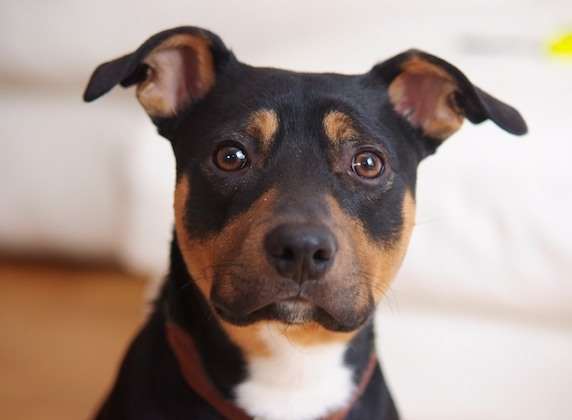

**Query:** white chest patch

left=234, top=326, right=355, bottom=420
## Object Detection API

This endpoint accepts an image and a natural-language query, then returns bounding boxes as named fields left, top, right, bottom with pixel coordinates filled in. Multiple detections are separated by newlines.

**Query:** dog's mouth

left=251, top=297, right=318, bottom=325
left=272, top=298, right=316, bottom=324
left=209, top=267, right=375, bottom=332
left=214, top=295, right=309, bottom=323
left=213, top=294, right=369, bottom=332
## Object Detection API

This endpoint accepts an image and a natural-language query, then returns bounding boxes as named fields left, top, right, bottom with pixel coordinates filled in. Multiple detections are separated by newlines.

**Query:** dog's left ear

left=83, top=26, right=232, bottom=119
left=370, top=49, right=528, bottom=141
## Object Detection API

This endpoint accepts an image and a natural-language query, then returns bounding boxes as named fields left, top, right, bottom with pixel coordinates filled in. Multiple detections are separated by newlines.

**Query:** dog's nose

left=265, top=224, right=337, bottom=281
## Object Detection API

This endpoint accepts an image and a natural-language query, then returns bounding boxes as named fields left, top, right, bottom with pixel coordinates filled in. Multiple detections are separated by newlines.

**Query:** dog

left=84, top=26, right=527, bottom=420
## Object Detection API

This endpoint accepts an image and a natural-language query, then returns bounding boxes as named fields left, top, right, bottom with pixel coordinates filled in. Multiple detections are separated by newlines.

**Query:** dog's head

left=85, top=27, right=526, bottom=335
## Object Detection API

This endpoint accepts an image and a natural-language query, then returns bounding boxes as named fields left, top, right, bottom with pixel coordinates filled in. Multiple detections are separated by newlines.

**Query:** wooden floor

left=0, top=260, right=147, bottom=420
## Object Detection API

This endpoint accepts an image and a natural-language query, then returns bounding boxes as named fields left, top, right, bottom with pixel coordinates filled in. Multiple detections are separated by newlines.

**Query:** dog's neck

left=162, top=239, right=378, bottom=419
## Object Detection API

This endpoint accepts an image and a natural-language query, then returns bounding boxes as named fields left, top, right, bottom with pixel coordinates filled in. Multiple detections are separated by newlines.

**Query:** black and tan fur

left=84, top=26, right=527, bottom=420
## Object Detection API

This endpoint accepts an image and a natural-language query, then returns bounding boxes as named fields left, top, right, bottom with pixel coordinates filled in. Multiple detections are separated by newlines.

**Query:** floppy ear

left=371, top=49, right=528, bottom=141
left=83, top=26, right=232, bottom=118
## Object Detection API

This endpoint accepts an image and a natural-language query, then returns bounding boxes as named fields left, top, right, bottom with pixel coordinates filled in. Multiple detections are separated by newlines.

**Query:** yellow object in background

left=548, top=31, right=572, bottom=57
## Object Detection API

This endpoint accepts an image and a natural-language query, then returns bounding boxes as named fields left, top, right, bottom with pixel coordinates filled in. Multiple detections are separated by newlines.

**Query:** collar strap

left=166, top=322, right=377, bottom=420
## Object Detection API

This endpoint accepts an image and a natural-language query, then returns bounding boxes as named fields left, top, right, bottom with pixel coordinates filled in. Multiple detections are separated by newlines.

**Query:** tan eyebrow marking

left=323, top=110, right=359, bottom=144
left=245, top=109, right=279, bottom=151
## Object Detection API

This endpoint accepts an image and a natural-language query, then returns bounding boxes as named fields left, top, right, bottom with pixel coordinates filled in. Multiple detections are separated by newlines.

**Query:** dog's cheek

left=174, top=175, right=217, bottom=298
left=174, top=174, right=252, bottom=299
left=314, top=197, right=376, bottom=329
left=327, top=190, right=416, bottom=306
left=364, top=189, right=416, bottom=302
left=175, top=177, right=279, bottom=300
left=209, top=222, right=277, bottom=314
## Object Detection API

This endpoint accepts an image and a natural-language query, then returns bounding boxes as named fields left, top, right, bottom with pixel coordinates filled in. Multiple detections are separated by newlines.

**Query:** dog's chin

left=268, top=298, right=317, bottom=324
left=214, top=298, right=366, bottom=332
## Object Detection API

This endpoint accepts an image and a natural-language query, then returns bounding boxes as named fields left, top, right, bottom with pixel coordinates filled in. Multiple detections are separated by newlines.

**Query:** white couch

left=1, top=1, right=571, bottom=419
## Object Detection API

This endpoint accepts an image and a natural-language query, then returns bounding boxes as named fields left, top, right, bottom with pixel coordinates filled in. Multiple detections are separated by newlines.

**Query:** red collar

left=166, top=322, right=377, bottom=420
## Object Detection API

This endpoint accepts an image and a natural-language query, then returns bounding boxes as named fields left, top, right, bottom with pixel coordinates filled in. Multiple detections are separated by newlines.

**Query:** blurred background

left=1, top=1, right=571, bottom=419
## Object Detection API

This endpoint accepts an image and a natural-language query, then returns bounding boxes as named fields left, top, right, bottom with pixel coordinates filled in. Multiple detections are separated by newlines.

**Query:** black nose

left=265, top=223, right=337, bottom=281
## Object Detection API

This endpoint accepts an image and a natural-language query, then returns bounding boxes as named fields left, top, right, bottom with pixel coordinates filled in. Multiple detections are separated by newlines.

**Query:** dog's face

left=85, top=27, right=526, bottom=334
left=169, top=73, right=419, bottom=333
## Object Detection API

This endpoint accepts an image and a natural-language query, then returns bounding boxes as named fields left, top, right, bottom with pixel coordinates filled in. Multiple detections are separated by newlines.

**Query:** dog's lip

left=257, top=295, right=315, bottom=313
left=214, top=297, right=365, bottom=332
left=212, top=286, right=368, bottom=332
left=212, top=294, right=313, bottom=324
left=279, top=296, right=311, bottom=304
left=212, top=294, right=309, bottom=318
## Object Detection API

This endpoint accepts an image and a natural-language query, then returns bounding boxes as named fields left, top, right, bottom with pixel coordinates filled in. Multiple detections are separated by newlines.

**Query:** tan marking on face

left=175, top=176, right=278, bottom=294
left=219, top=322, right=271, bottom=357
left=136, top=33, right=215, bottom=117
left=323, top=111, right=359, bottom=144
left=174, top=177, right=358, bottom=352
left=245, top=109, right=279, bottom=152
left=174, top=176, right=278, bottom=357
left=388, top=56, right=463, bottom=140
left=256, top=191, right=416, bottom=348
left=223, top=320, right=357, bottom=354
left=174, top=175, right=210, bottom=299
left=369, top=189, right=416, bottom=300
left=174, top=175, right=415, bottom=354
left=269, top=321, right=357, bottom=346
left=327, top=190, right=416, bottom=303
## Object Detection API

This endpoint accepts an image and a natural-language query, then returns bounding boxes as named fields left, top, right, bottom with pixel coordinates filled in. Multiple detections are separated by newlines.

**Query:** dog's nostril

left=313, top=248, right=331, bottom=262
left=279, top=247, right=296, bottom=261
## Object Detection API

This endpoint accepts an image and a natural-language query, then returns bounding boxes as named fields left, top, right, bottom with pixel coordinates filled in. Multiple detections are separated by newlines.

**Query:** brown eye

left=351, top=151, right=385, bottom=179
left=214, top=145, right=249, bottom=171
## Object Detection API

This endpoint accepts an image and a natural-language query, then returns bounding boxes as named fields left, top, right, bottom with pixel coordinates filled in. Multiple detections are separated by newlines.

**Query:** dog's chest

left=233, top=327, right=355, bottom=420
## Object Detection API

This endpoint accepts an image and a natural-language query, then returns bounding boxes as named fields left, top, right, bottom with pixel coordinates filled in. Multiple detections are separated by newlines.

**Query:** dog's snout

left=265, top=224, right=337, bottom=281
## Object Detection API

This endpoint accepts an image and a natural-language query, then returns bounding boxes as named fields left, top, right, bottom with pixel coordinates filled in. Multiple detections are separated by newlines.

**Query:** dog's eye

left=351, top=151, right=385, bottom=179
left=214, top=145, right=249, bottom=172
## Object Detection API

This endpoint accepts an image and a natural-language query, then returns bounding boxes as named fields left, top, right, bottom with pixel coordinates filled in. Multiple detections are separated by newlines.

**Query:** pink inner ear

left=135, top=34, right=215, bottom=118
left=142, top=48, right=192, bottom=116
left=389, top=70, right=463, bottom=140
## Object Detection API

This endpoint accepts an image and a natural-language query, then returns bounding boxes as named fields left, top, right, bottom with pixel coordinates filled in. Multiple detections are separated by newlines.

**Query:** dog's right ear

left=83, top=26, right=232, bottom=119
